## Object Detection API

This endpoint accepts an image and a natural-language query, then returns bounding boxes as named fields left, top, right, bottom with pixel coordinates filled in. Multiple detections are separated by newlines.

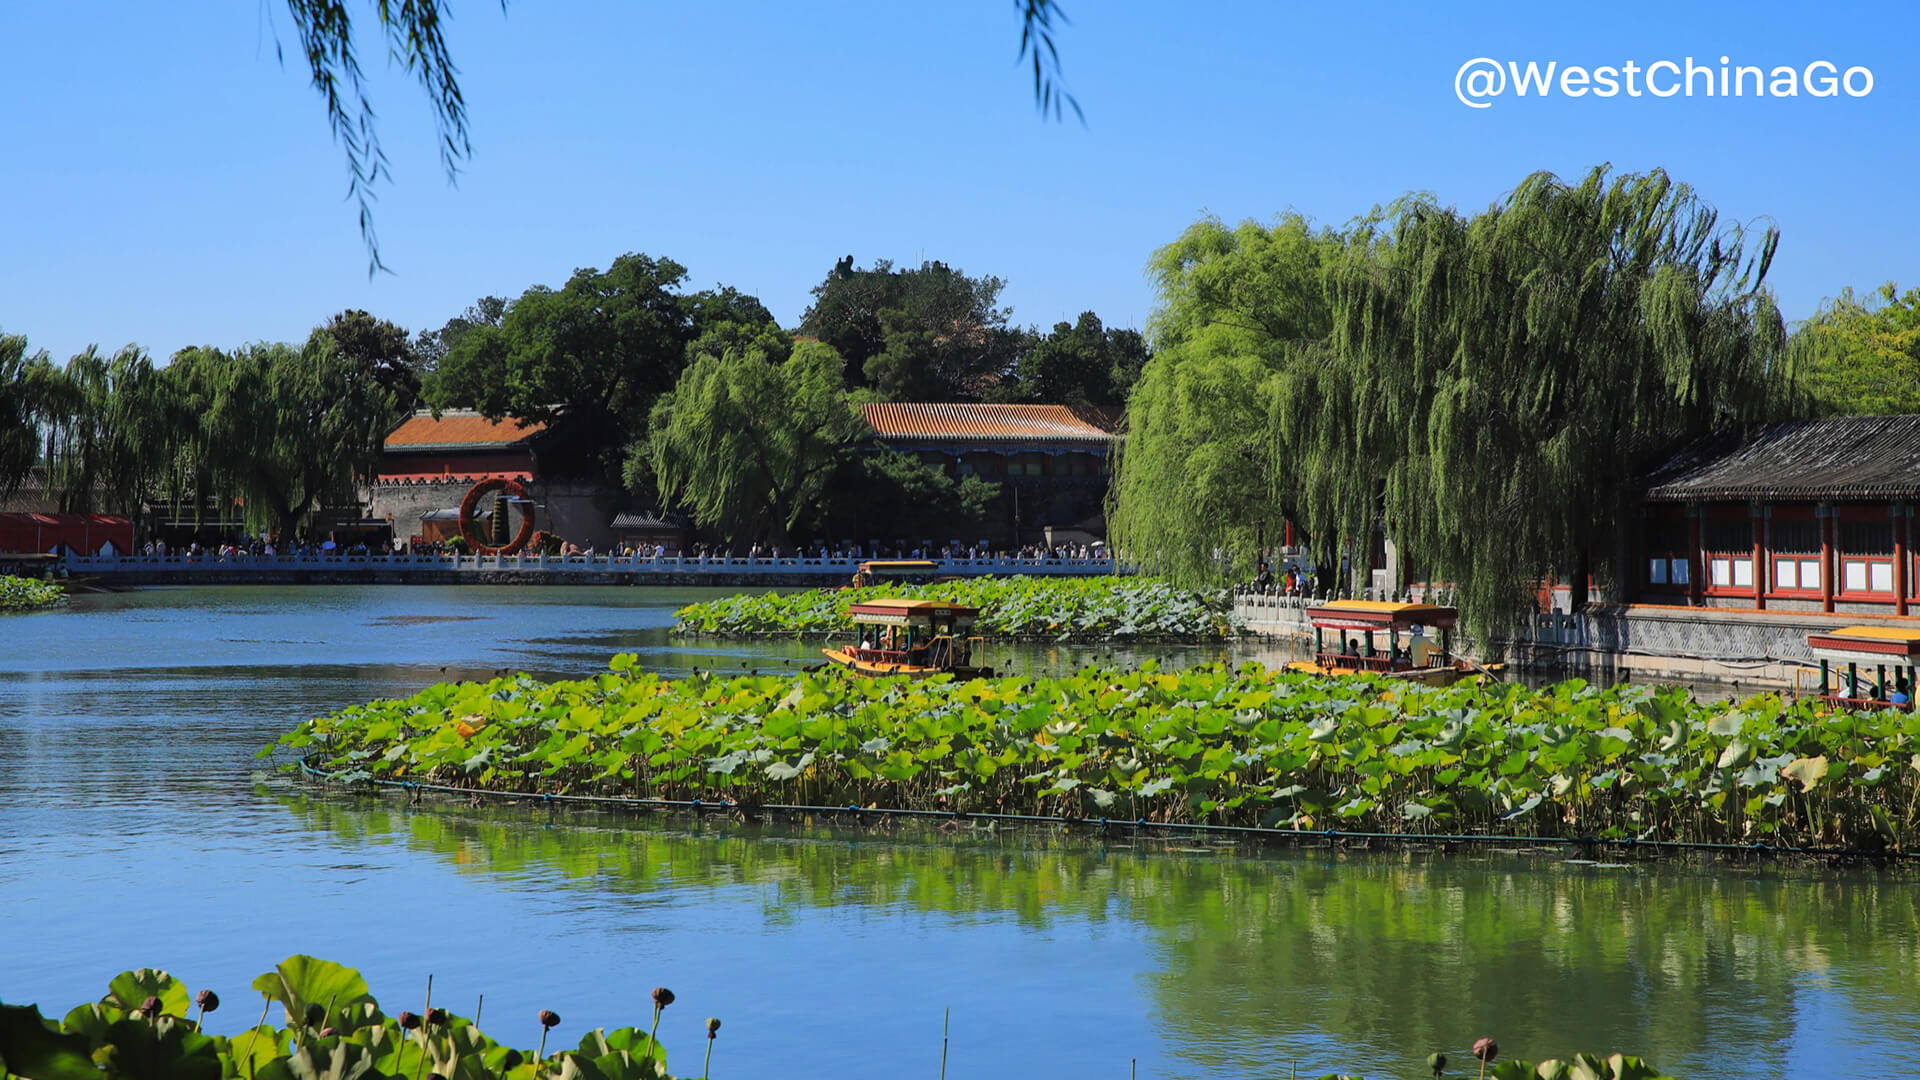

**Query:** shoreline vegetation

left=0, top=574, right=64, bottom=611
left=269, top=660, right=1920, bottom=852
left=0, top=956, right=703, bottom=1080
left=0, top=961, right=1678, bottom=1080
left=670, top=577, right=1235, bottom=642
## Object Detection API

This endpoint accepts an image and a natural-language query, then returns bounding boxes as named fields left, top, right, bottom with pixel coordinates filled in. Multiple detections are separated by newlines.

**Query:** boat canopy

left=858, top=560, right=939, bottom=575
left=1807, top=625, right=1920, bottom=665
left=846, top=597, right=980, bottom=628
left=1304, top=600, right=1459, bottom=632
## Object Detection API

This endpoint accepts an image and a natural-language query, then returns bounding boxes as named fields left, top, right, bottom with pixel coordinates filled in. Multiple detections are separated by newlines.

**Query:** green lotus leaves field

left=0, top=575, right=64, bottom=611
left=0, top=956, right=691, bottom=1080
left=270, top=660, right=1920, bottom=851
left=670, top=576, right=1236, bottom=641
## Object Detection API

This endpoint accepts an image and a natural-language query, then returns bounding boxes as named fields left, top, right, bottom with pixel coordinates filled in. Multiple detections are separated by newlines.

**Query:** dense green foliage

left=643, top=337, right=865, bottom=545
left=273, top=661, right=1920, bottom=850
left=1112, top=167, right=1794, bottom=636
left=426, top=254, right=770, bottom=483
left=670, top=577, right=1234, bottom=640
left=1791, top=281, right=1920, bottom=415
left=0, top=575, right=65, bottom=611
left=0, top=956, right=695, bottom=1080
left=11, top=328, right=404, bottom=538
left=798, top=256, right=1023, bottom=400
left=1008, top=311, right=1150, bottom=413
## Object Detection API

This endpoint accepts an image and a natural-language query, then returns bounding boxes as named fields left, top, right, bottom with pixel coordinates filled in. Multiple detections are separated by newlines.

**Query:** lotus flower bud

left=650, top=988, right=674, bottom=1010
left=706, top=1018, right=721, bottom=1039
left=539, top=1009, right=560, bottom=1029
left=196, top=990, right=220, bottom=1013
left=305, top=1004, right=326, bottom=1027
left=398, top=1011, right=422, bottom=1031
left=1472, top=1037, right=1498, bottom=1063
left=141, top=996, right=164, bottom=1016
left=426, top=1008, right=448, bottom=1028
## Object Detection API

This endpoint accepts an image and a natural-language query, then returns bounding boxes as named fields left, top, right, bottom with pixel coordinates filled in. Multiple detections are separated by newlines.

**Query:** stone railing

left=63, top=552, right=1121, bottom=578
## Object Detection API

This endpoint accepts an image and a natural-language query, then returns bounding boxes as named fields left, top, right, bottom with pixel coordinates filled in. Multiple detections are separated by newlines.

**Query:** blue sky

left=1, top=1, right=1914, bottom=363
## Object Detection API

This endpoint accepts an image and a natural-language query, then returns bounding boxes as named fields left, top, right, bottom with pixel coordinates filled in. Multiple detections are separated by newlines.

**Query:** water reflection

left=1, top=585, right=1915, bottom=1079
left=277, top=791, right=1920, bottom=1079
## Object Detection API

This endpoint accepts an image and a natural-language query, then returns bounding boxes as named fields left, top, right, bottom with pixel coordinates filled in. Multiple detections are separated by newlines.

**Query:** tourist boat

left=847, top=559, right=942, bottom=588
left=1286, top=600, right=1497, bottom=686
left=1802, top=625, right=1920, bottom=711
left=820, top=598, right=992, bottom=679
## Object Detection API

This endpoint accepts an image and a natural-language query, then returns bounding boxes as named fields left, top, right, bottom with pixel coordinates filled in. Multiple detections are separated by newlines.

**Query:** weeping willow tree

left=0, top=332, right=59, bottom=501
left=644, top=338, right=865, bottom=547
left=1114, top=167, right=1793, bottom=639
left=1107, top=213, right=1361, bottom=582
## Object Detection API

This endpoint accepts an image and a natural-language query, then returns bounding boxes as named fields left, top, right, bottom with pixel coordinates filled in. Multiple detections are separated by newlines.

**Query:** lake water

left=2, top=585, right=1917, bottom=1079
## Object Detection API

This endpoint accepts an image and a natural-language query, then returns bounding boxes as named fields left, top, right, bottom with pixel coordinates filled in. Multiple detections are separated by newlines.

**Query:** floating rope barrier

left=294, top=761, right=1919, bottom=862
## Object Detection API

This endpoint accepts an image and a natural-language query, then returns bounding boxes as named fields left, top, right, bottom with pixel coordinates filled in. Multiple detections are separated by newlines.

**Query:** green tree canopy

left=999, top=311, right=1149, bottom=412
left=425, top=253, right=772, bottom=482
left=317, top=309, right=421, bottom=413
left=0, top=333, right=57, bottom=501
left=1789, top=282, right=1920, bottom=415
left=1113, top=167, right=1794, bottom=637
left=799, top=256, right=1021, bottom=400
left=642, top=338, right=864, bottom=547
left=1107, top=212, right=1351, bottom=586
left=172, top=337, right=401, bottom=539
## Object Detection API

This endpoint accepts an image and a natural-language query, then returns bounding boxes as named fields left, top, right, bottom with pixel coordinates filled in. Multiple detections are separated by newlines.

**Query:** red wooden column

left=1687, top=506, right=1704, bottom=607
left=1752, top=504, right=1766, bottom=611
left=1820, top=505, right=1836, bottom=614
left=1897, top=507, right=1909, bottom=617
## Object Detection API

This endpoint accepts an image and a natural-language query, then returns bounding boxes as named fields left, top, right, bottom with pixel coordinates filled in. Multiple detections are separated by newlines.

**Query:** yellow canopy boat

left=1802, top=625, right=1920, bottom=710
left=1285, top=600, right=1499, bottom=686
left=821, top=598, right=992, bottom=679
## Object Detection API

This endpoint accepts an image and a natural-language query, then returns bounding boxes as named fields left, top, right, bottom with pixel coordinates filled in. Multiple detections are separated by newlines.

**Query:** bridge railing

left=61, top=552, right=1122, bottom=577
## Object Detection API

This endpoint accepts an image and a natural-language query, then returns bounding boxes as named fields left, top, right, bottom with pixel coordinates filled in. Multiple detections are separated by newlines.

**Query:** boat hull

left=820, top=648, right=990, bottom=680
left=1284, top=658, right=1498, bottom=687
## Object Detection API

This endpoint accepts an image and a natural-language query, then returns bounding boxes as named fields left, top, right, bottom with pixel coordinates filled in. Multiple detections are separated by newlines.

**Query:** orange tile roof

left=861, top=403, right=1113, bottom=444
left=384, top=410, right=546, bottom=451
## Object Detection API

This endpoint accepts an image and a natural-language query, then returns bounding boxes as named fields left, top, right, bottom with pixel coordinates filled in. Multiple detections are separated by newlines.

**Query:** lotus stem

left=939, top=1007, right=949, bottom=1080
left=243, top=999, right=271, bottom=1080
left=415, top=975, right=435, bottom=1080
left=474, top=994, right=483, bottom=1029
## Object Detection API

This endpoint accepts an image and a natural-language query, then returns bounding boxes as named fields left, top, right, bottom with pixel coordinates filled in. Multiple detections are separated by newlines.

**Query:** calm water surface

left=2, top=585, right=1916, bottom=1079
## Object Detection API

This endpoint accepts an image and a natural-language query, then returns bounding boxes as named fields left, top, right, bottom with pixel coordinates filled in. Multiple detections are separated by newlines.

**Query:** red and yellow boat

left=1802, top=625, right=1920, bottom=710
left=820, top=597, right=992, bottom=679
left=1286, top=600, right=1497, bottom=686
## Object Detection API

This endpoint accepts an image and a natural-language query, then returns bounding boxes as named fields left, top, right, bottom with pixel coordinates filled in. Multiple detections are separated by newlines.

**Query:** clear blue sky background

left=2, top=1, right=1913, bottom=364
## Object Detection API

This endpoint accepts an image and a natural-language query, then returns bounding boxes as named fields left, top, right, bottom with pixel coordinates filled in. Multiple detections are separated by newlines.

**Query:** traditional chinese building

left=859, top=403, right=1116, bottom=543
left=367, top=409, right=622, bottom=549
left=1639, top=415, right=1920, bottom=614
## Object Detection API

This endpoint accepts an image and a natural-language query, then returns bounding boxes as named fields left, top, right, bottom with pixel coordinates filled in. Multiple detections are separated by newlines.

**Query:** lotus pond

left=274, top=660, right=1920, bottom=850
left=670, top=576, right=1236, bottom=641
left=6, top=584, right=1920, bottom=1079
left=0, top=574, right=63, bottom=611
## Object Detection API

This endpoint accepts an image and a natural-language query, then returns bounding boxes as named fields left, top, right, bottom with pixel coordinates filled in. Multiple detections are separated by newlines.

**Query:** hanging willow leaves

left=1114, top=167, right=1793, bottom=639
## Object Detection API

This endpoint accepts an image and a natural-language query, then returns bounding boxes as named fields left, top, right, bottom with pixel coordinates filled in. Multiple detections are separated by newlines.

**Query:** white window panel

left=1732, top=558, right=1753, bottom=587
left=1800, top=559, right=1821, bottom=588
left=1845, top=560, right=1868, bottom=591
left=1711, top=558, right=1731, bottom=586
left=1872, top=562, right=1894, bottom=592
left=1775, top=559, right=1797, bottom=589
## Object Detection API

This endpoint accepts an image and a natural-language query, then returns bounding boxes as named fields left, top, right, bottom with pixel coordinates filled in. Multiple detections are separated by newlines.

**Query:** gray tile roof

left=1645, top=415, right=1920, bottom=501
